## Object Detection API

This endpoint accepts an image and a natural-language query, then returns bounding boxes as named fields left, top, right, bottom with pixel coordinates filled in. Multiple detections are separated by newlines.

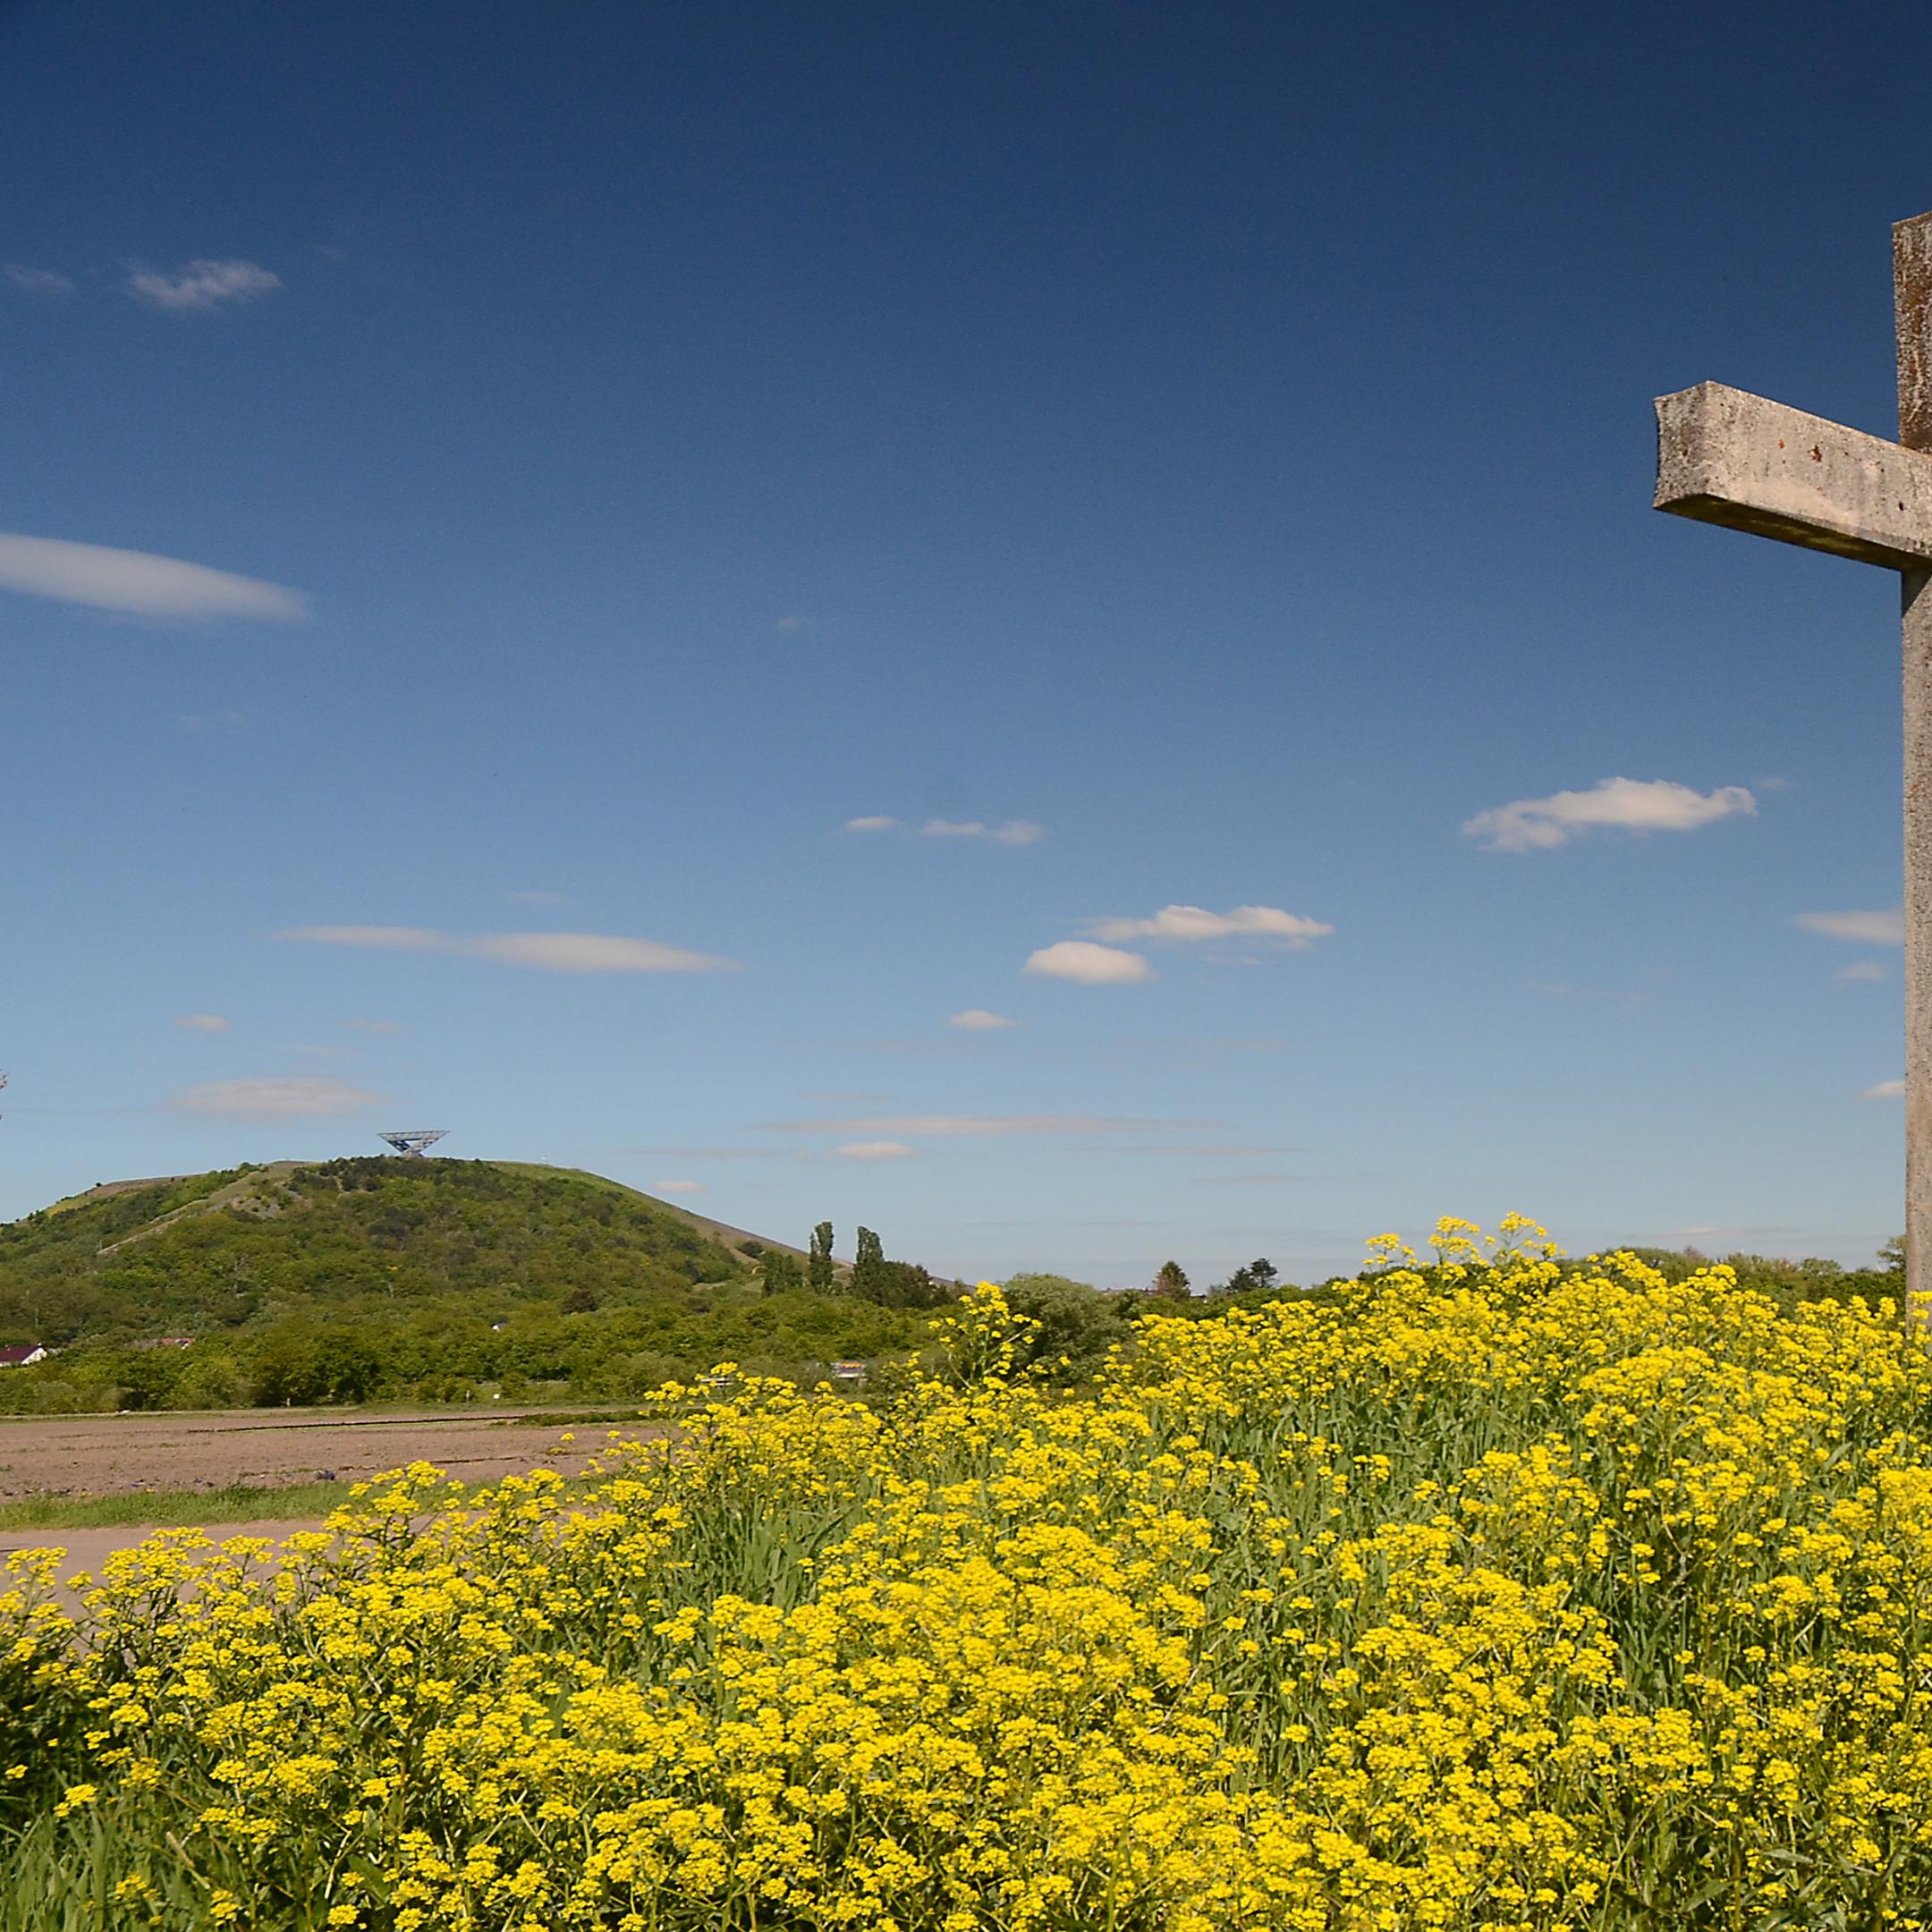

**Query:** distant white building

left=0, top=1343, right=48, bottom=1369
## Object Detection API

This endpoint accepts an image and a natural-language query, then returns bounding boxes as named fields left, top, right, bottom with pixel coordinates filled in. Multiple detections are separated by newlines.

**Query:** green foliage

left=998, top=1272, right=1133, bottom=1380
left=759, top=1250, right=803, bottom=1298
left=852, top=1226, right=886, bottom=1301
left=1151, top=1259, right=1190, bottom=1300
left=808, top=1221, right=835, bottom=1295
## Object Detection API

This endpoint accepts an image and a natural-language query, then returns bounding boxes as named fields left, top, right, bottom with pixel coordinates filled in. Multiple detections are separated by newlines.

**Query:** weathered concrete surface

left=1899, top=213, right=1932, bottom=1327
left=1655, top=381, right=1932, bottom=569
left=1903, top=570, right=1932, bottom=1326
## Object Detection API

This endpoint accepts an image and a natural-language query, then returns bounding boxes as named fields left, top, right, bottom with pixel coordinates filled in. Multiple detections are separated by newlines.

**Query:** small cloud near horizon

left=1024, top=940, right=1152, bottom=985
left=281, top=927, right=738, bottom=974
left=845, top=815, right=899, bottom=832
left=947, top=1009, right=1017, bottom=1030
left=834, top=1140, right=915, bottom=1159
left=1837, top=960, right=1888, bottom=982
left=654, top=1179, right=707, bottom=1195
left=1090, top=904, right=1332, bottom=946
left=127, top=258, right=281, bottom=311
left=339, top=1017, right=403, bottom=1033
left=174, top=1013, right=230, bottom=1032
left=0, top=532, right=309, bottom=623
left=1863, top=1079, right=1906, bottom=1100
left=169, top=1076, right=382, bottom=1118
left=1796, top=909, right=1906, bottom=945
left=1464, top=777, right=1756, bottom=852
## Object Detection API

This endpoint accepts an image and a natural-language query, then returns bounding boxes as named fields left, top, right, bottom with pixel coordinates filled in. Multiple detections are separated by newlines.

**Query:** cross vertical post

left=1897, top=211, right=1932, bottom=1324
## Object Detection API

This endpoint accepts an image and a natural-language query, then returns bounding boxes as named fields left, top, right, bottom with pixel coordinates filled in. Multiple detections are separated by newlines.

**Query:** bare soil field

left=0, top=1406, right=602, bottom=1503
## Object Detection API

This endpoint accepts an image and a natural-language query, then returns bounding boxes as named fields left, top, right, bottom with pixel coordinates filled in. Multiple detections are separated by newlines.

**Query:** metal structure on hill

left=378, top=1130, right=448, bottom=1158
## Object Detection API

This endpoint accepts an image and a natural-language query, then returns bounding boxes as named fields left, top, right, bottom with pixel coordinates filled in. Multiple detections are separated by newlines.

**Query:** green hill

left=0, top=1158, right=938, bottom=1413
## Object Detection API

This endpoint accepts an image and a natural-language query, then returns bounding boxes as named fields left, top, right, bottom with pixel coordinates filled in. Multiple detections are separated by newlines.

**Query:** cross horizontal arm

left=1655, top=381, right=1932, bottom=570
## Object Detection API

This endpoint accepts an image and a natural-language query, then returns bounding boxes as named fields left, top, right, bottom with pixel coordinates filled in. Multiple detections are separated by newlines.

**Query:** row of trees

left=758, top=1224, right=958, bottom=1309
left=1146, top=1258, right=1284, bottom=1300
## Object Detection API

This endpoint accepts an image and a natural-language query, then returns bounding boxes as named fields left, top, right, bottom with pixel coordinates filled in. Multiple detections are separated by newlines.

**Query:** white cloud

left=1837, top=960, right=1888, bottom=983
left=1796, top=910, right=1906, bottom=945
left=339, top=1017, right=402, bottom=1033
left=174, top=1013, right=230, bottom=1032
left=170, top=1076, right=381, bottom=1118
left=775, top=615, right=805, bottom=632
left=1863, top=1079, right=1906, bottom=1100
left=0, top=532, right=309, bottom=623
left=5, top=266, right=72, bottom=296
left=774, top=1114, right=1177, bottom=1137
left=1089, top=903, right=1334, bottom=945
left=1024, top=940, right=1152, bottom=984
left=834, top=1140, right=916, bottom=1160
left=279, top=927, right=738, bottom=974
left=127, top=258, right=281, bottom=311
left=845, top=815, right=899, bottom=833
left=920, top=818, right=1043, bottom=844
left=1463, top=776, right=1757, bottom=852
left=947, top=1009, right=1018, bottom=1030
left=654, top=1179, right=707, bottom=1195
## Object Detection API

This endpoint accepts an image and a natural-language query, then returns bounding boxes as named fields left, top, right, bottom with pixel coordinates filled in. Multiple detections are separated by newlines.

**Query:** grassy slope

left=0, top=1158, right=754, bottom=1346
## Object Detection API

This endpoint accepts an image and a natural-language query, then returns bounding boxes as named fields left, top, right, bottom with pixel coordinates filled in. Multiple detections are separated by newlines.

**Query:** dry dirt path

left=0, top=1405, right=603, bottom=1501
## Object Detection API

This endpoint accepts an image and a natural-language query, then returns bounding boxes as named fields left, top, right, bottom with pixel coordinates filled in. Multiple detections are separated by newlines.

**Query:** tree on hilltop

left=1151, top=1260, right=1190, bottom=1300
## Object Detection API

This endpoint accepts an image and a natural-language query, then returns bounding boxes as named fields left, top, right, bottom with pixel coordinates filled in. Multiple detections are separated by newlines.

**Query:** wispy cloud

left=1464, top=777, right=1757, bottom=852
left=768, top=1114, right=1195, bottom=1137
left=4, top=265, right=73, bottom=296
left=339, top=1017, right=402, bottom=1034
left=654, top=1179, right=707, bottom=1195
left=0, top=532, right=309, bottom=623
left=1193, top=1172, right=1303, bottom=1187
left=1024, top=940, right=1152, bottom=984
left=174, top=1013, right=230, bottom=1032
left=922, top=818, right=1043, bottom=845
left=947, top=1009, right=1018, bottom=1030
left=846, top=815, right=1041, bottom=844
left=1863, top=1079, right=1906, bottom=1100
left=169, top=1076, right=381, bottom=1118
left=1089, top=904, right=1333, bottom=946
left=1796, top=910, right=1905, bottom=945
left=834, top=1140, right=915, bottom=1160
left=127, top=258, right=281, bottom=311
left=1837, top=960, right=1888, bottom=983
left=279, top=927, right=738, bottom=974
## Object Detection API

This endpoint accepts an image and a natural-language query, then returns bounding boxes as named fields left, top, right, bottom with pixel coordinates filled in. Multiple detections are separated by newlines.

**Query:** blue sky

left=3, top=0, right=1926, bottom=1284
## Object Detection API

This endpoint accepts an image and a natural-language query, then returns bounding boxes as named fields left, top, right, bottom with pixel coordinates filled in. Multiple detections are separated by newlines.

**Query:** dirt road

left=0, top=1405, right=608, bottom=1501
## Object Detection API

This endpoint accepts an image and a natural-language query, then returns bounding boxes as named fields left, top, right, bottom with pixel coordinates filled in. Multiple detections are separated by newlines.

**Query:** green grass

left=0, top=1479, right=353, bottom=1536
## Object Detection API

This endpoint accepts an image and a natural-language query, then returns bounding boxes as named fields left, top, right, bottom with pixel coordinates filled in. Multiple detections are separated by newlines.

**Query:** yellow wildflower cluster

left=4, top=1221, right=1932, bottom=1928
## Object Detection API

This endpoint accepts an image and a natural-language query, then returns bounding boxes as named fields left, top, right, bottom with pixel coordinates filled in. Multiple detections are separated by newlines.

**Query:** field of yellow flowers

left=5, top=1219, right=1932, bottom=1930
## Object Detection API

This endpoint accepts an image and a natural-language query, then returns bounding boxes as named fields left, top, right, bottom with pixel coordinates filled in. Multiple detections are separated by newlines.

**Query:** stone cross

left=1654, top=210, right=1932, bottom=1322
